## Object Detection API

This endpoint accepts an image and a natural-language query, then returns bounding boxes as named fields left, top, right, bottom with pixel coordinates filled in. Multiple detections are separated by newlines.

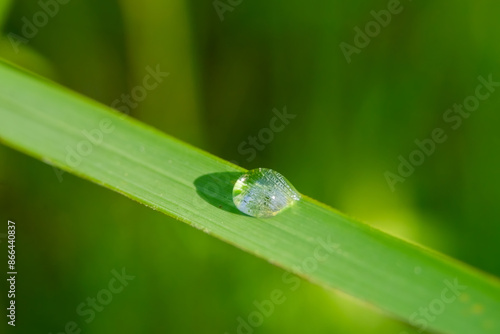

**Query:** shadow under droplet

left=194, top=172, right=246, bottom=215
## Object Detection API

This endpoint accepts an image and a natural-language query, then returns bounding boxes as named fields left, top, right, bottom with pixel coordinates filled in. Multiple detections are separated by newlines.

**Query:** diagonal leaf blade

left=0, top=60, right=499, bottom=334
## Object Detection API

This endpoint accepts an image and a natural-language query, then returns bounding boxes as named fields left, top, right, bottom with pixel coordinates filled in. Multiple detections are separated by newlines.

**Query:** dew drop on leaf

left=232, top=168, right=301, bottom=218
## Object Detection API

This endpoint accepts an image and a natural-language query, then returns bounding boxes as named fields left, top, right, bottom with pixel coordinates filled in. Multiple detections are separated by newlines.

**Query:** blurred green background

left=1, top=0, right=499, bottom=333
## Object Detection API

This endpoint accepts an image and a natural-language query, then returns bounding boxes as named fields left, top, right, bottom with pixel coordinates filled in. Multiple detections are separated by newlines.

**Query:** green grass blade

left=0, top=60, right=499, bottom=334
left=0, top=0, right=11, bottom=29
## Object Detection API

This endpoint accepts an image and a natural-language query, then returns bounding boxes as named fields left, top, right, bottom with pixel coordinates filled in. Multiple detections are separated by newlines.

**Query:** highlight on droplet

left=232, top=168, right=301, bottom=218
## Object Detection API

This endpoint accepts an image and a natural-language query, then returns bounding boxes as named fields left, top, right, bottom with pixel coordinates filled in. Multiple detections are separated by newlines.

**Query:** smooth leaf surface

left=0, top=61, right=499, bottom=334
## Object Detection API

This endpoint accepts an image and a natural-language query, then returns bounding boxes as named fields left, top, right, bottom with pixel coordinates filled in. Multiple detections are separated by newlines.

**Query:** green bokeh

left=1, top=0, right=499, bottom=333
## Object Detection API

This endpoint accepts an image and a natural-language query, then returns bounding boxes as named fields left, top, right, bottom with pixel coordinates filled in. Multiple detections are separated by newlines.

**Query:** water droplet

left=232, top=168, right=301, bottom=218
